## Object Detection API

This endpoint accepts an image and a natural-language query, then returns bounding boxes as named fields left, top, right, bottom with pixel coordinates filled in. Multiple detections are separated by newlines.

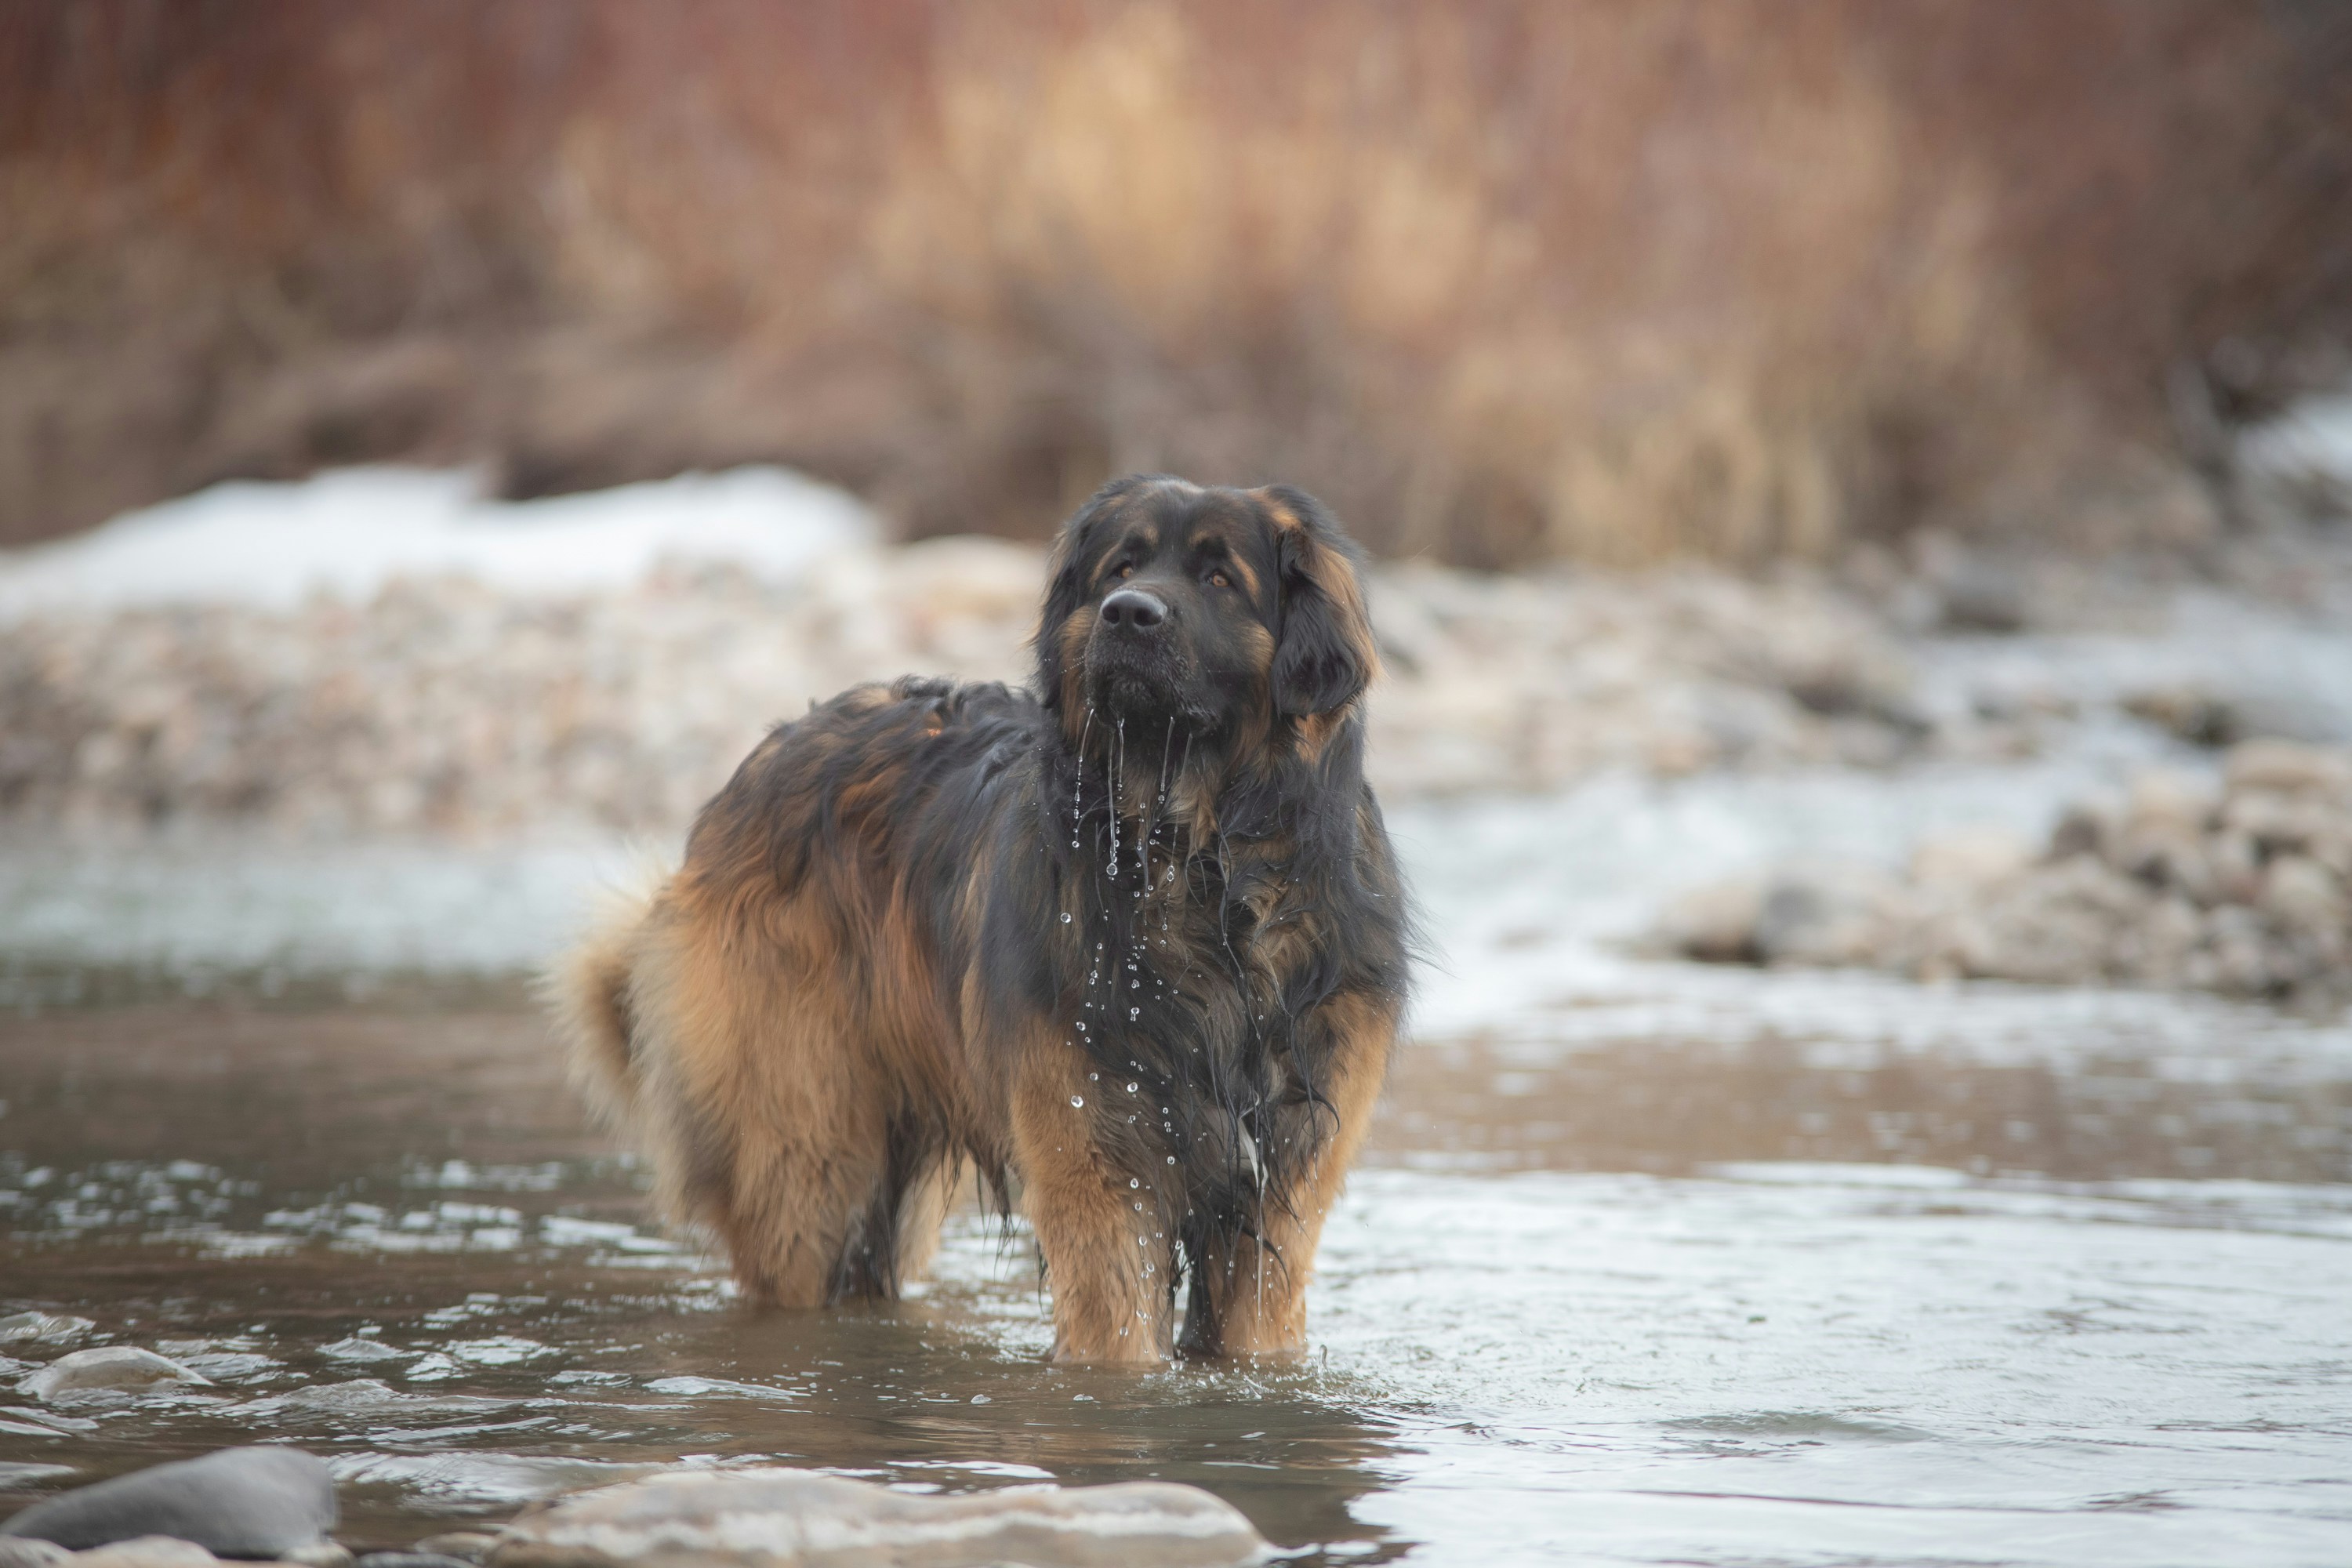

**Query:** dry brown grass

left=3, top=2, right=2347, bottom=560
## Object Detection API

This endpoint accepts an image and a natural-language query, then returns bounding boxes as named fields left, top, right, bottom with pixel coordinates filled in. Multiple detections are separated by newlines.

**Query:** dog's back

left=546, top=677, right=1039, bottom=1305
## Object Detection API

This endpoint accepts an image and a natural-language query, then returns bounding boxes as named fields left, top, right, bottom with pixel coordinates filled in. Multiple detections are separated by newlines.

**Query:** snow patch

left=0, top=466, right=876, bottom=620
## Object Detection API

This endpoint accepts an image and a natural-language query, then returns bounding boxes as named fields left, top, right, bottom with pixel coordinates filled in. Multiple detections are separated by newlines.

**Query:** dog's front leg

left=1184, top=990, right=1395, bottom=1359
left=1010, top=1037, right=1178, bottom=1365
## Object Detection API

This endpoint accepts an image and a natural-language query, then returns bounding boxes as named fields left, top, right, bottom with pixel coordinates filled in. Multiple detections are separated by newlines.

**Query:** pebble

left=0, top=1448, right=336, bottom=1559
left=18, top=1349, right=209, bottom=1402
left=1666, top=740, right=2352, bottom=1000
left=408, top=1538, right=496, bottom=1564
left=485, top=1467, right=1270, bottom=1568
left=354, top=1555, right=472, bottom=1568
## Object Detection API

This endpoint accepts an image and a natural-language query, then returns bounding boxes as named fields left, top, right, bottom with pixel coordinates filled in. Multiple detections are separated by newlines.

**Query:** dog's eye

left=1208, top=571, right=1231, bottom=590
left=1117, top=564, right=1134, bottom=579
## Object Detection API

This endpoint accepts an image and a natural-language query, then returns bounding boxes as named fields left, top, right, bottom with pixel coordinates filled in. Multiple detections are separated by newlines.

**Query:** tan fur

left=1010, top=1031, right=1178, bottom=1364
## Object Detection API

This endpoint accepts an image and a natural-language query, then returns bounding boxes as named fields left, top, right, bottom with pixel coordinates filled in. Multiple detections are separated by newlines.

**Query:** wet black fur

left=684, top=477, right=1414, bottom=1344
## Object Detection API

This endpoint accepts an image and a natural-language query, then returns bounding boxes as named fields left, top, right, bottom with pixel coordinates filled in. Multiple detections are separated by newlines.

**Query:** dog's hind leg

left=629, top=895, right=900, bottom=1307
left=891, top=1155, right=966, bottom=1285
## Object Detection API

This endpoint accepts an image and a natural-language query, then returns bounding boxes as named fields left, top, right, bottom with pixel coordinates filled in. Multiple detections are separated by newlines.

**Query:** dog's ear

left=1262, top=486, right=1378, bottom=719
left=1033, top=474, right=1160, bottom=713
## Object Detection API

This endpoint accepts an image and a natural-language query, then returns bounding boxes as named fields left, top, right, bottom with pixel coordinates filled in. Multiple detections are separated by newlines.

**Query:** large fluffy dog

left=553, top=476, right=1411, bottom=1363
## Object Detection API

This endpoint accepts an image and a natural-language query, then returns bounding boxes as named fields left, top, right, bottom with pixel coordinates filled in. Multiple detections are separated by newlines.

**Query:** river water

left=5, top=764, right=2352, bottom=1565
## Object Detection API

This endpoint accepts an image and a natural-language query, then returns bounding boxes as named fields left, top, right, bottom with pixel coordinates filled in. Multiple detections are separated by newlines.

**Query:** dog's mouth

left=1084, top=633, right=1201, bottom=721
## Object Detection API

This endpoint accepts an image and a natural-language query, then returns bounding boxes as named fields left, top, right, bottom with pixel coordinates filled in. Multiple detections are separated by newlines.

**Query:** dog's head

left=1035, top=476, right=1377, bottom=750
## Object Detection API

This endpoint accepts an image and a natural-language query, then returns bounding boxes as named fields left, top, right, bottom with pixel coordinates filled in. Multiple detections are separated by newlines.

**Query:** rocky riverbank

left=0, top=542, right=1952, bottom=836
left=1664, top=739, right=2352, bottom=1002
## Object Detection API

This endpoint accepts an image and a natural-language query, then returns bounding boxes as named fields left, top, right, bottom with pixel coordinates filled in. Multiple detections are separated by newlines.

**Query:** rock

left=2124, top=687, right=2238, bottom=748
left=2261, top=855, right=2348, bottom=938
left=1908, top=827, right=2034, bottom=892
left=0, top=1540, right=71, bottom=1568
left=354, top=1556, right=470, bottom=1568
left=60, top=1541, right=217, bottom=1568
left=408, top=1540, right=495, bottom=1565
left=485, top=1468, right=1270, bottom=1568
left=0, top=1448, right=336, bottom=1559
left=0, top=1316, right=93, bottom=1348
left=1668, top=740, right=2352, bottom=1001
left=1659, top=880, right=1764, bottom=963
left=2227, top=739, right=2352, bottom=798
left=277, top=1547, right=352, bottom=1568
left=1750, top=868, right=1898, bottom=967
left=19, top=1349, right=210, bottom=1401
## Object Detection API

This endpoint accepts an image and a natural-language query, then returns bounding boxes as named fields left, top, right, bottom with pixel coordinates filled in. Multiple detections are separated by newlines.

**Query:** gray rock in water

left=59, top=1541, right=218, bottom=1568
left=488, top=1468, right=1270, bottom=1568
left=0, top=1537, right=71, bottom=1568
left=19, top=1349, right=211, bottom=1402
left=1, top=1448, right=336, bottom=1559
left=278, top=1546, right=354, bottom=1568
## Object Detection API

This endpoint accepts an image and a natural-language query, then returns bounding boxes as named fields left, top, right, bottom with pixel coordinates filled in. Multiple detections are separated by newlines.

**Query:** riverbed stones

left=0, top=1448, right=336, bottom=1559
left=1665, top=741, right=2352, bottom=1000
left=485, top=1468, right=1271, bottom=1568
left=19, top=1349, right=209, bottom=1401
left=0, top=549, right=1934, bottom=833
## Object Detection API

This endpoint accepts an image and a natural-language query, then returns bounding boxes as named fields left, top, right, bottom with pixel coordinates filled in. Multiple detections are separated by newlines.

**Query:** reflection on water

left=1382, top=1033, right=2352, bottom=1182
left=5, top=997, right=2352, bottom=1565
left=0, top=1002, right=1402, bottom=1559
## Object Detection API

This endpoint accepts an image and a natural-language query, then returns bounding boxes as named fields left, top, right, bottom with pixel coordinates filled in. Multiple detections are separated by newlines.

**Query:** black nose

left=1099, top=587, right=1167, bottom=630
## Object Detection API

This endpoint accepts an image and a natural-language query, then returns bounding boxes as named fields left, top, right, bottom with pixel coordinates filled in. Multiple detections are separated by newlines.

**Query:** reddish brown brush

left=2, top=1, right=2347, bottom=558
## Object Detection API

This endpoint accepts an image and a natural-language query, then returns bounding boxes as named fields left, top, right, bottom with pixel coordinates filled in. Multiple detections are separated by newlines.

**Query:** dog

left=551, top=475, right=1412, bottom=1363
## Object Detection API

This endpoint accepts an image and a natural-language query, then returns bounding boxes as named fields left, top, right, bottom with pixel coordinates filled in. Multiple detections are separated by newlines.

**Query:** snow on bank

left=0, top=466, right=874, bottom=619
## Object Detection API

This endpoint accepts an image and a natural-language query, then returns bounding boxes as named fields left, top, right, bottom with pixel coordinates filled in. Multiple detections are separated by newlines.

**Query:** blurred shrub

left=3, top=1, right=2348, bottom=560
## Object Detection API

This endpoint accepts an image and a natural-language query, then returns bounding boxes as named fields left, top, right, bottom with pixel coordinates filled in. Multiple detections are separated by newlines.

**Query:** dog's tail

left=544, top=873, right=662, bottom=1129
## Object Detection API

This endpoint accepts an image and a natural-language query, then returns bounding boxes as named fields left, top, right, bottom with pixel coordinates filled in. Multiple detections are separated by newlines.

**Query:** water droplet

left=1060, top=912, right=1073, bottom=924
left=1129, top=1177, right=1140, bottom=1188
left=1070, top=1095, right=1084, bottom=1108
left=1166, top=1155, right=1177, bottom=1164
left=1127, top=1082, right=1139, bottom=1094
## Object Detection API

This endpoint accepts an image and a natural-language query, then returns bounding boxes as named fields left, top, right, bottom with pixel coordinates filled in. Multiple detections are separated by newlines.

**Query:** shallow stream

left=5, top=765, right=2352, bottom=1565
